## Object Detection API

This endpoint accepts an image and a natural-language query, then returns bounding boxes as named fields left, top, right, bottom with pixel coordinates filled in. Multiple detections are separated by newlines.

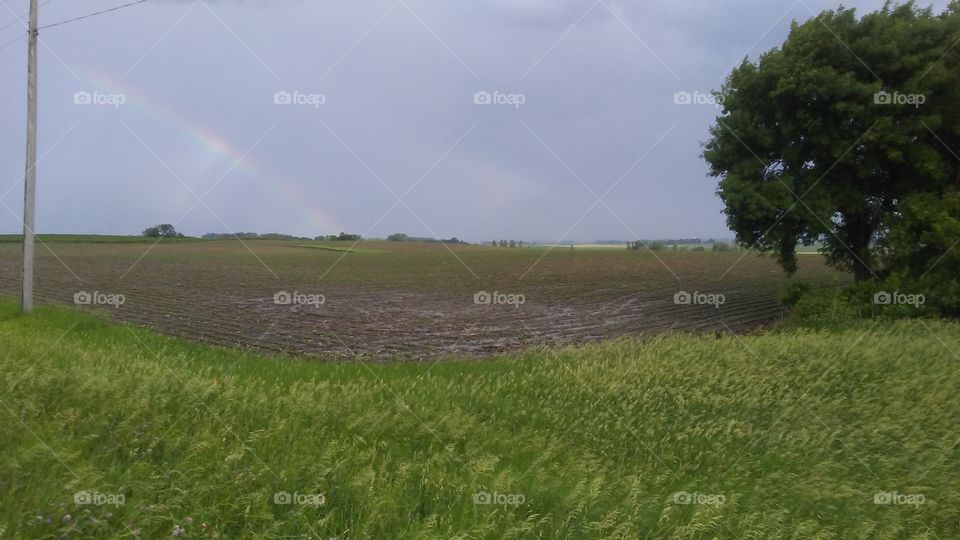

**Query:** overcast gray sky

left=0, top=0, right=950, bottom=242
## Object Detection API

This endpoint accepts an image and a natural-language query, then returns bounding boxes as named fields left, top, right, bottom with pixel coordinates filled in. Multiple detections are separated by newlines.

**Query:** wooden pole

left=21, top=0, right=38, bottom=314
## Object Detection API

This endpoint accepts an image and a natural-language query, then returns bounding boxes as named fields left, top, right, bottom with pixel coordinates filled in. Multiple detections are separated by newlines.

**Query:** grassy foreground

left=0, top=301, right=958, bottom=539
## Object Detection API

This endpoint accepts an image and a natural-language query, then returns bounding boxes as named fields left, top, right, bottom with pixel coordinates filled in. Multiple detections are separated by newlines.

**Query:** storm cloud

left=0, top=0, right=948, bottom=241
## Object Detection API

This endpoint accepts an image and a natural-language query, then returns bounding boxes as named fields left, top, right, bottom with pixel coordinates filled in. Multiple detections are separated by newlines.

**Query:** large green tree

left=142, top=224, right=183, bottom=239
left=704, top=1, right=960, bottom=281
left=882, top=189, right=960, bottom=315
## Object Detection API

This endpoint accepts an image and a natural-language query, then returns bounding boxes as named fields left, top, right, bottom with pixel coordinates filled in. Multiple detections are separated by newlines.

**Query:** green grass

left=1, top=300, right=957, bottom=538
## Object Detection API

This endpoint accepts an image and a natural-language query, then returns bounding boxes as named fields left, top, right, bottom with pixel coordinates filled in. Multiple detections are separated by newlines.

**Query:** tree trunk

left=851, top=251, right=873, bottom=282
left=843, top=210, right=876, bottom=283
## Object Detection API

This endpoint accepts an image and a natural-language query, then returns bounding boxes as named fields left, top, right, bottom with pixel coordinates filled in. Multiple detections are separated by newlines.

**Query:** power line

left=0, top=0, right=147, bottom=55
left=38, top=0, right=148, bottom=30
left=0, top=16, right=23, bottom=33
left=0, top=0, right=57, bottom=33
left=0, top=30, right=22, bottom=52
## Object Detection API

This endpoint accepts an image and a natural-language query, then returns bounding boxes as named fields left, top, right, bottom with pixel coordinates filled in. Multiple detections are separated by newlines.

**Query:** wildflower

left=62, top=514, right=72, bottom=523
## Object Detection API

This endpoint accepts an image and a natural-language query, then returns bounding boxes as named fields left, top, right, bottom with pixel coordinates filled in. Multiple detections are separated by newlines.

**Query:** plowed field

left=0, top=240, right=845, bottom=359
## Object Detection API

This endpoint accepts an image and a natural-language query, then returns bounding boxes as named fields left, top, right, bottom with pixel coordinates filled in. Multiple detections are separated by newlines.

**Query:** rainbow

left=78, top=67, right=344, bottom=236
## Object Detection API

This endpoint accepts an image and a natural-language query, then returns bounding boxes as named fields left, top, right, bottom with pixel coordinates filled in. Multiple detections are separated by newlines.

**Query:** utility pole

left=22, top=0, right=38, bottom=314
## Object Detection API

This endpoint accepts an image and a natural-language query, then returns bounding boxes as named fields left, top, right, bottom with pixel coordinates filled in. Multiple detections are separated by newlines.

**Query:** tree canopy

left=705, top=1, right=960, bottom=282
left=142, top=224, right=184, bottom=239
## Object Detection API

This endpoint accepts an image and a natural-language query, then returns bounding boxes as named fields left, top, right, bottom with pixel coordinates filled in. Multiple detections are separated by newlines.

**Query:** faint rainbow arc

left=78, top=67, right=344, bottom=236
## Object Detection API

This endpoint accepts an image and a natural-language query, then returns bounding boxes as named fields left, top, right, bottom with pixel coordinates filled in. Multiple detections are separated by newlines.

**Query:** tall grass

left=0, top=301, right=957, bottom=538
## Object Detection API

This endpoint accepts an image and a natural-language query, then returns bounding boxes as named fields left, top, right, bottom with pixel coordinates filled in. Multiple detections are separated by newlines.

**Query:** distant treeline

left=317, top=233, right=362, bottom=241
left=200, top=231, right=470, bottom=243
left=489, top=240, right=524, bottom=248
left=202, top=232, right=369, bottom=241
left=654, top=238, right=726, bottom=245
left=202, top=232, right=312, bottom=241
left=600, top=238, right=732, bottom=246
left=387, top=233, right=468, bottom=244
left=628, top=240, right=734, bottom=252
